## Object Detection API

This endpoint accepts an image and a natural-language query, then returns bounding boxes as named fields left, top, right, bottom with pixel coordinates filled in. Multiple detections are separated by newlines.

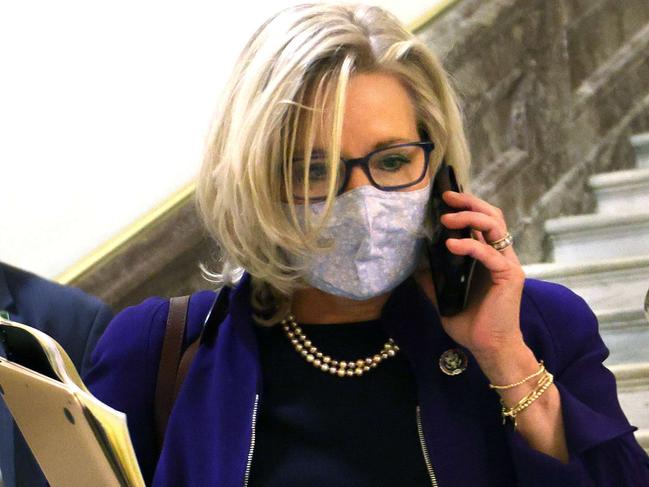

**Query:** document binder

left=0, top=316, right=145, bottom=487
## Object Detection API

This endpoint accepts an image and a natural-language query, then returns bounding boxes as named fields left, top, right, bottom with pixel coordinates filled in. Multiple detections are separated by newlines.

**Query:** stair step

left=588, top=167, right=649, bottom=214
left=544, top=212, right=649, bottom=263
left=603, top=330, right=649, bottom=365
left=598, top=308, right=649, bottom=365
left=638, top=429, right=649, bottom=455
left=610, top=363, right=649, bottom=439
left=597, top=308, right=649, bottom=333
left=523, top=256, right=649, bottom=314
left=631, top=133, right=649, bottom=169
left=611, top=362, right=649, bottom=391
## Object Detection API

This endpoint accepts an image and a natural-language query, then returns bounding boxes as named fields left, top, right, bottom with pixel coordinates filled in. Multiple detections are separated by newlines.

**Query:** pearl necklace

left=281, top=314, right=400, bottom=377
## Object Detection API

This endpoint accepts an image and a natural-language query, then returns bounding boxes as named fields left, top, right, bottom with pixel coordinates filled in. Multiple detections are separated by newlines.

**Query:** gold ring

left=488, top=232, right=513, bottom=251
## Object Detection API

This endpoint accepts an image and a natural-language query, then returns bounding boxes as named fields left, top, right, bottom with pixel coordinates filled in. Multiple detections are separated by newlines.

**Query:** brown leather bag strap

left=154, top=295, right=190, bottom=450
left=153, top=288, right=230, bottom=452
left=173, top=338, right=201, bottom=400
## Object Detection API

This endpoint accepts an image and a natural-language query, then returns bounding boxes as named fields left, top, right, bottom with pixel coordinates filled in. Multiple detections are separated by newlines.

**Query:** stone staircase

left=523, top=133, right=649, bottom=453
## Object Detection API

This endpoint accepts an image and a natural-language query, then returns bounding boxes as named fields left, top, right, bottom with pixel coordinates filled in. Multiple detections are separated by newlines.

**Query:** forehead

left=343, top=72, right=417, bottom=129
left=295, top=71, right=419, bottom=154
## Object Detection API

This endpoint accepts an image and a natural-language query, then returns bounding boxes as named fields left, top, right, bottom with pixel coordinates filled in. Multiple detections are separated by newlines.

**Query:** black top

left=249, top=318, right=432, bottom=486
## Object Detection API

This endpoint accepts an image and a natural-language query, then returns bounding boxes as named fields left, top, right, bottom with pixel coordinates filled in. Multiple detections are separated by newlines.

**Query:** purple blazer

left=84, top=274, right=649, bottom=486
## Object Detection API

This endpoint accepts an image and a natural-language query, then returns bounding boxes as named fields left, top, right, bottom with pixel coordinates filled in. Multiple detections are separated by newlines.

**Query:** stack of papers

left=0, top=317, right=144, bottom=487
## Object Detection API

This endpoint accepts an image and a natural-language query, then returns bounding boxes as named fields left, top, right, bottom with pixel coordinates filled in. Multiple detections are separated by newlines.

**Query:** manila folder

left=0, top=316, right=145, bottom=487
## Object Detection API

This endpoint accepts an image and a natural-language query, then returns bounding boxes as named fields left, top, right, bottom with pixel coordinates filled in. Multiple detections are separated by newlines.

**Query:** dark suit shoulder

left=2, top=262, right=108, bottom=319
left=1, top=262, right=114, bottom=373
left=0, top=263, right=115, bottom=487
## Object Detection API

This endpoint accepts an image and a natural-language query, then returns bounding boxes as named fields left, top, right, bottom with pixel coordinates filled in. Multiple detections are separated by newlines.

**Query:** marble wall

left=420, top=0, right=649, bottom=261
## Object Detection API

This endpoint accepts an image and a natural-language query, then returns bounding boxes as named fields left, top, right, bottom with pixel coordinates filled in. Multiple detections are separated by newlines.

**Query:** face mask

left=289, top=181, right=431, bottom=300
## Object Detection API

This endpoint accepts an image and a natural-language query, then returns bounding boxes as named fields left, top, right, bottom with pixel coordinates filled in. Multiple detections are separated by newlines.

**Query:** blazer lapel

left=381, top=278, right=511, bottom=486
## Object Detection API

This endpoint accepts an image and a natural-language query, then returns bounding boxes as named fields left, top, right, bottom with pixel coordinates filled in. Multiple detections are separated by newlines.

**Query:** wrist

left=473, top=341, right=539, bottom=390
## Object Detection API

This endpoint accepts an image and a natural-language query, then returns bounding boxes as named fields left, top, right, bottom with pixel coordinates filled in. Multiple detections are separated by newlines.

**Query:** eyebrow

left=371, top=138, right=411, bottom=151
left=305, top=138, right=414, bottom=159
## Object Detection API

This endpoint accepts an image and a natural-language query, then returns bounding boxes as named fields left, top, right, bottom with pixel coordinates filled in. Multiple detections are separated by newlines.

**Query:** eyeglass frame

left=292, top=140, right=436, bottom=200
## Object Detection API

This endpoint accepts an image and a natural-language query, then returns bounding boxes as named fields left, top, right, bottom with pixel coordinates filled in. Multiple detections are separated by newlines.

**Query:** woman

left=85, top=4, right=649, bottom=486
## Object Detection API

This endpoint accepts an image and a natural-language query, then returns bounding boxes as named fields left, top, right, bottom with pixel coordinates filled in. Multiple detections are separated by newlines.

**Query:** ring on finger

left=487, top=232, right=514, bottom=252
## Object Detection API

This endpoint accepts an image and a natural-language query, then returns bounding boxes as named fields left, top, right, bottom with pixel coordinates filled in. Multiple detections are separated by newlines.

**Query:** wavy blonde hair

left=196, top=3, right=471, bottom=324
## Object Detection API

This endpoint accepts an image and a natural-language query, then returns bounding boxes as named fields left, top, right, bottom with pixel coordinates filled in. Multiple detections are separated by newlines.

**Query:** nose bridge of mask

left=367, top=183, right=431, bottom=233
left=301, top=182, right=430, bottom=233
left=354, top=182, right=430, bottom=279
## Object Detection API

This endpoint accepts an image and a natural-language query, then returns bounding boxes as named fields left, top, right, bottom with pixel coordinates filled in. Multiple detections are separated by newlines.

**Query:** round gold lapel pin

left=439, top=348, right=468, bottom=376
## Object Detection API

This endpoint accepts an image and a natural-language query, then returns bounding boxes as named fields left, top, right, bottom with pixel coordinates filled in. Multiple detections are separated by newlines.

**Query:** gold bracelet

left=489, top=360, right=545, bottom=390
left=501, top=371, right=553, bottom=428
left=500, top=370, right=554, bottom=429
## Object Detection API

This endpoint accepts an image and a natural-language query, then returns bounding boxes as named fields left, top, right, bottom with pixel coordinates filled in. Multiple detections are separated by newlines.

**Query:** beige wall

left=0, top=0, right=442, bottom=280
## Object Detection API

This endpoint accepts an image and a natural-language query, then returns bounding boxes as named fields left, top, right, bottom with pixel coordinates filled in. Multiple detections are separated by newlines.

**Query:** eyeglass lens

left=292, top=144, right=427, bottom=199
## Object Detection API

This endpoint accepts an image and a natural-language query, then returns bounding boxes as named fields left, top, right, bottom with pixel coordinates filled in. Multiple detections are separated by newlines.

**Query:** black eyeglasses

left=291, top=141, right=435, bottom=200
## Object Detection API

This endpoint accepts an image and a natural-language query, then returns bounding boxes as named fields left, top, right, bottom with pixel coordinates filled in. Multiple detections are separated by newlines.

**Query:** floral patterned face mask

left=289, top=180, right=431, bottom=300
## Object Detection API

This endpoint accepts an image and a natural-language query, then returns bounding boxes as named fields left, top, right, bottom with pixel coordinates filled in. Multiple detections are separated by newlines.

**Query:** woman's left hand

left=414, top=190, right=528, bottom=361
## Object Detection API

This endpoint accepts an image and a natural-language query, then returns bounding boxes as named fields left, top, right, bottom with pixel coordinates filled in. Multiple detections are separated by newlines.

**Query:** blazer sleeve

left=82, top=297, right=170, bottom=487
left=505, top=280, right=649, bottom=486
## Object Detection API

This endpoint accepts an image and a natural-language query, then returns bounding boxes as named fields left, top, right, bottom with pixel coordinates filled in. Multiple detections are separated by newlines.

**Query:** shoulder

left=88, top=295, right=168, bottom=373
left=2, top=262, right=109, bottom=325
left=1, top=263, right=114, bottom=372
left=519, top=278, right=603, bottom=372
left=88, top=289, right=217, bottom=376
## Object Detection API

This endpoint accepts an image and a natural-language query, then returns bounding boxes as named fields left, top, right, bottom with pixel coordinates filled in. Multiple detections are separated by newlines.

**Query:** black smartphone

left=427, top=159, right=477, bottom=316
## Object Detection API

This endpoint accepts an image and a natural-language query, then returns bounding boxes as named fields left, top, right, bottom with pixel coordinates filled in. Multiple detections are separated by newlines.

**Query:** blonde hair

left=196, top=3, right=471, bottom=324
